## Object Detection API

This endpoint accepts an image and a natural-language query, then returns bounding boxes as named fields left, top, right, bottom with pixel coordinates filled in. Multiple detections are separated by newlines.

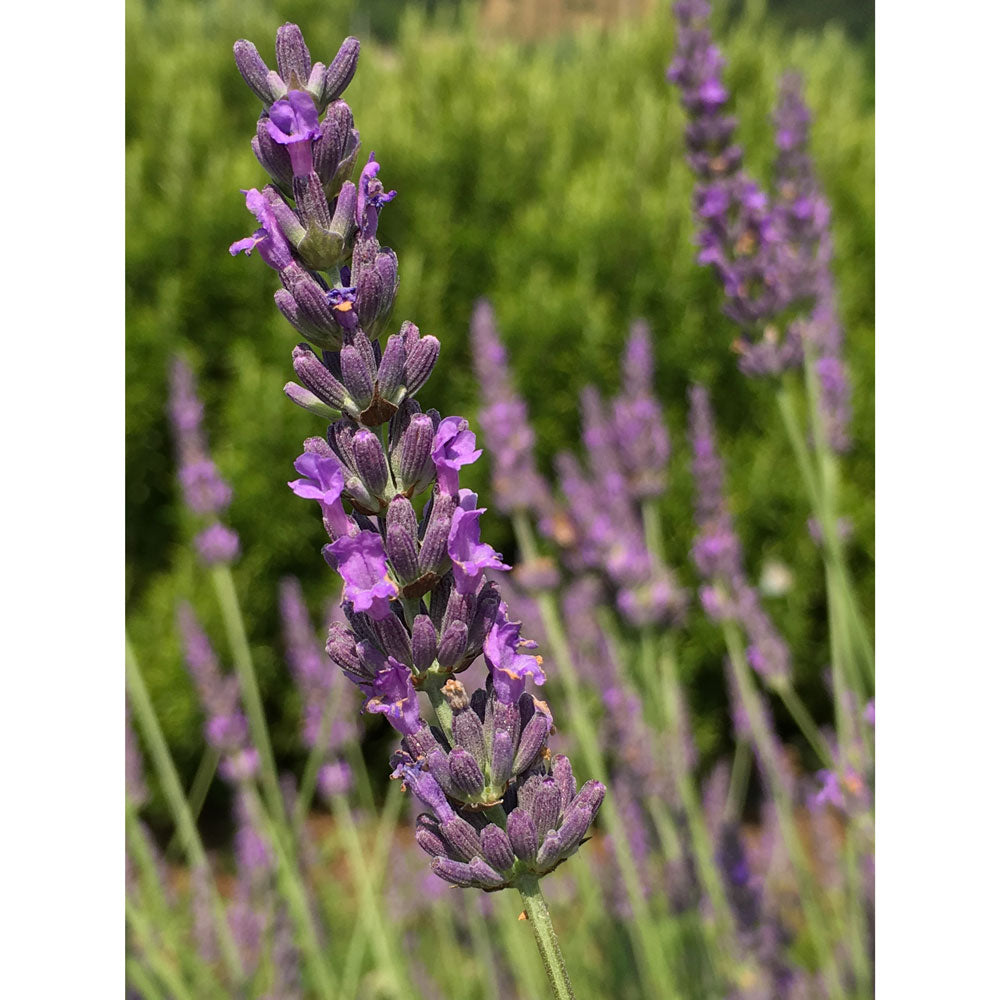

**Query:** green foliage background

left=126, top=0, right=873, bottom=811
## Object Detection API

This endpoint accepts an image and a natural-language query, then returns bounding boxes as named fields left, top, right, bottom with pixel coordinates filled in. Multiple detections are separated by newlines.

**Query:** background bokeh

left=126, top=0, right=873, bottom=831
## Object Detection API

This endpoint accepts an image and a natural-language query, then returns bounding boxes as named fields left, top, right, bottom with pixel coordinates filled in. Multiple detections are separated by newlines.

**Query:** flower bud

left=393, top=412, right=436, bottom=495
left=283, top=382, right=341, bottom=421
left=233, top=40, right=274, bottom=104
left=507, top=808, right=538, bottom=863
left=448, top=748, right=486, bottom=798
left=441, top=816, right=481, bottom=863
left=376, top=333, right=407, bottom=401
left=530, top=778, right=562, bottom=841
left=513, top=711, right=551, bottom=776
left=351, top=428, right=389, bottom=497
left=356, top=249, right=398, bottom=337
left=410, top=615, right=438, bottom=673
left=551, top=754, right=577, bottom=813
left=404, top=334, right=440, bottom=395
left=415, top=814, right=448, bottom=858
left=275, top=22, right=311, bottom=87
left=468, top=858, right=506, bottom=889
left=338, top=345, right=374, bottom=409
left=479, top=825, right=515, bottom=875
left=374, top=613, right=412, bottom=667
left=323, top=37, right=361, bottom=104
left=436, top=621, right=468, bottom=670
left=489, top=729, right=514, bottom=789
left=386, top=523, right=419, bottom=583
left=253, top=116, right=293, bottom=188
left=291, top=343, right=352, bottom=411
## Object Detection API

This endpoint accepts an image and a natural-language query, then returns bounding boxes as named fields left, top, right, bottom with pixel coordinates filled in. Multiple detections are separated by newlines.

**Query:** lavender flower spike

left=230, top=22, right=603, bottom=912
left=469, top=299, right=551, bottom=518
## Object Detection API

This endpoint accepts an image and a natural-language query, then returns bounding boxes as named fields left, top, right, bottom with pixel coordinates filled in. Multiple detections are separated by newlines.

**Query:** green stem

left=167, top=746, right=220, bottom=855
left=720, top=621, right=847, bottom=1000
left=774, top=682, right=835, bottom=768
left=515, top=877, right=577, bottom=1000
left=125, top=635, right=244, bottom=983
left=513, top=534, right=678, bottom=997
left=125, top=897, right=197, bottom=1000
left=125, top=957, right=167, bottom=1000
left=724, top=739, right=751, bottom=822
left=210, top=565, right=287, bottom=827
left=425, top=679, right=454, bottom=743
left=332, top=794, right=411, bottom=998
left=247, top=788, right=339, bottom=1000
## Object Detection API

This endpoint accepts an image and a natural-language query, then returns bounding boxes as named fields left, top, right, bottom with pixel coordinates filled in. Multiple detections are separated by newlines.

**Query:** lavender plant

left=227, top=22, right=604, bottom=998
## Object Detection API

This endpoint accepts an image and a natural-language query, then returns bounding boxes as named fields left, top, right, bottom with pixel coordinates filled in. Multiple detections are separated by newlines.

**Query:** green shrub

left=126, top=0, right=873, bottom=794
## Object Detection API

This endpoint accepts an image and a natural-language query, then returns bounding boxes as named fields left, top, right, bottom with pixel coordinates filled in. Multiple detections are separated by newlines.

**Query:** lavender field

left=125, top=1, right=875, bottom=996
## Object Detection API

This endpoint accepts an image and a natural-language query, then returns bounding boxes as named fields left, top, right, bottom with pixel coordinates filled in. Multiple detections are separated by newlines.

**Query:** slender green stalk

left=331, top=793, right=412, bottom=998
left=425, top=680, right=454, bottom=743
left=210, top=565, right=287, bottom=827
left=516, top=877, right=577, bottom=1000
left=724, top=739, right=751, bottom=822
left=124, top=635, right=244, bottom=982
left=338, top=785, right=407, bottom=999
left=773, top=681, right=835, bottom=768
left=720, top=621, right=847, bottom=1000
left=246, top=788, right=340, bottom=1000
left=126, top=957, right=166, bottom=1000
left=125, top=898, right=197, bottom=1000
left=497, top=890, right=550, bottom=999
left=512, top=512, right=680, bottom=999
left=167, top=746, right=220, bottom=855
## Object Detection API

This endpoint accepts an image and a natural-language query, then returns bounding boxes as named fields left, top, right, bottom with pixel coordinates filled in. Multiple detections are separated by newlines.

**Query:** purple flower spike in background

left=323, top=531, right=398, bottom=619
left=469, top=299, right=553, bottom=521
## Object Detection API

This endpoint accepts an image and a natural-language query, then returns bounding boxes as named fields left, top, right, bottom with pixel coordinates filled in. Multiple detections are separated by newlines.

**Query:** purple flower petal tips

left=356, top=152, right=397, bottom=239
left=431, top=417, right=482, bottom=497
left=365, top=658, right=421, bottom=735
left=323, top=531, right=398, bottom=620
left=483, top=605, right=545, bottom=704
left=447, top=500, right=510, bottom=596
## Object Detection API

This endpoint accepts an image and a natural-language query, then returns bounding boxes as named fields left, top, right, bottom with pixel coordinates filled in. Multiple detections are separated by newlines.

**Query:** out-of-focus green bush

left=126, top=0, right=873, bottom=791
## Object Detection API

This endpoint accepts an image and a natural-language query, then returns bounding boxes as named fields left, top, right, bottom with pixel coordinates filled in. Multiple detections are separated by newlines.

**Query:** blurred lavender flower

left=177, top=602, right=257, bottom=783
left=469, top=299, right=553, bottom=522
left=773, top=73, right=852, bottom=452
left=689, top=385, right=791, bottom=684
left=168, top=357, right=240, bottom=564
left=668, top=0, right=800, bottom=374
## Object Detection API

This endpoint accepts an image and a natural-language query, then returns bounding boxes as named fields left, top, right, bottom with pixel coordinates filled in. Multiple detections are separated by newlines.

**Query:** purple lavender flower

left=669, top=0, right=800, bottom=371
left=431, top=417, right=482, bottom=497
left=266, top=91, right=321, bottom=176
left=688, top=385, right=790, bottom=683
left=195, top=522, right=241, bottom=566
left=230, top=21, right=603, bottom=900
left=365, top=658, right=421, bottom=735
left=483, top=604, right=545, bottom=703
left=356, top=152, right=397, bottom=240
left=177, top=602, right=256, bottom=781
left=447, top=491, right=511, bottom=595
left=469, top=299, right=552, bottom=519
left=229, top=188, right=294, bottom=271
left=610, top=320, right=671, bottom=501
left=323, top=531, right=398, bottom=620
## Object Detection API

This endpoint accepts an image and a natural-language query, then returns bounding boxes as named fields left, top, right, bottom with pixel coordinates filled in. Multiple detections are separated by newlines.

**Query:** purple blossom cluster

left=668, top=0, right=854, bottom=446
left=168, top=358, right=241, bottom=565
left=555, top=323, right=687, bottom=627
left=230, top=23, right=604, bottom=892
left=688, top=385, right=791, bottom=685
